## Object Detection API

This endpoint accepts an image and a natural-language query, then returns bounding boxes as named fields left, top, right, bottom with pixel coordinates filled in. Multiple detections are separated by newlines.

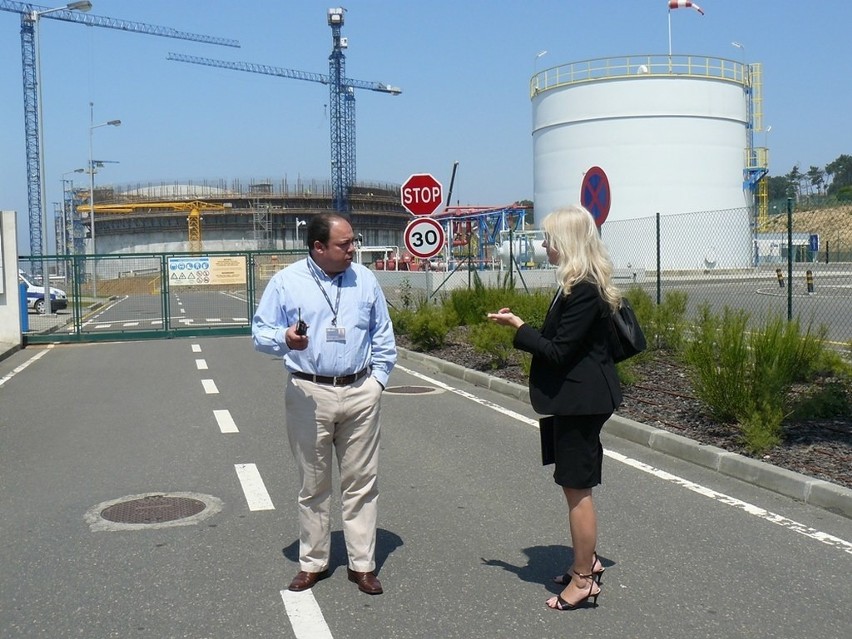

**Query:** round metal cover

left=383, top=385, right=441, bottom=395
left=100, top=495, right=206, bottom=524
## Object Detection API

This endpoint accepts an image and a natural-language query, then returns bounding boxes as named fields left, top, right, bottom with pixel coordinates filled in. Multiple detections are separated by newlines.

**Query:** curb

left=398, top=348, right=852, bottom=520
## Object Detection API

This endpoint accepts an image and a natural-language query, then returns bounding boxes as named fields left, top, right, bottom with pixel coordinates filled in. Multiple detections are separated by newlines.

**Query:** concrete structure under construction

left=62, top=177, right=409, bottom=258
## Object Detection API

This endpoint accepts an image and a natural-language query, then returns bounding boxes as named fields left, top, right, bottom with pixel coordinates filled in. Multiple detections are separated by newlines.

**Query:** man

left=252, top=213, right=397, bottom=595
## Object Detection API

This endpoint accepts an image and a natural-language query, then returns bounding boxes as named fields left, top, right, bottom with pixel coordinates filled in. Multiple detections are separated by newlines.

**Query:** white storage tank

left=531, top=55, right=754, bottom=270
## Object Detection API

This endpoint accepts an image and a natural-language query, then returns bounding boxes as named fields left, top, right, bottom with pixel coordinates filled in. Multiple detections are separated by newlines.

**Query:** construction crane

left=0, top=0, right=240, bottom=262
left=168, top=7, right=401, bottom=214
left=78, top=201, right=232, bottom=254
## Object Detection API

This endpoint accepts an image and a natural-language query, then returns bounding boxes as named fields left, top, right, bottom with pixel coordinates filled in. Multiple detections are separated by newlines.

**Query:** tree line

left=767, top=153, right=852, bottom=203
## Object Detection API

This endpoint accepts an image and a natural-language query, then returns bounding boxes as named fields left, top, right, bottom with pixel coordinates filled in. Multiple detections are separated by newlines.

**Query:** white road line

left=394, top=364, right=852, bottom=554
left=191, top=344, right=202, bottom=352
left=123, top=322, right=140, bottom=327
left=214, top=409, right=239, bottom=434
left=195, top=359, right=208, bottom=370
left=234, top=463, right=274, bottom=511
left=0, top=346, right=52, bottom=388
left=280, top=590, right=334, bottom=639
left=606, top=450, right=852, bottom=554
left=201, top=379, right=219, bottom=394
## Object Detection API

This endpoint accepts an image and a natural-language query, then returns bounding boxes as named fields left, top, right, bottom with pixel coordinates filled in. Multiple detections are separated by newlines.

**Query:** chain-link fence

left=18, top=250, right=305, bottom=343
left=602, top=205, right=852, bottom=348
left=17, top=204, right=852, bottom=347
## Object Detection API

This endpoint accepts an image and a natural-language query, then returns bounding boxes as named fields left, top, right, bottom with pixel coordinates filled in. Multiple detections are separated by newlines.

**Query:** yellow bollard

left=775, top=268, right=784, bottom=288
left=806, top=270, right=814, bottom=295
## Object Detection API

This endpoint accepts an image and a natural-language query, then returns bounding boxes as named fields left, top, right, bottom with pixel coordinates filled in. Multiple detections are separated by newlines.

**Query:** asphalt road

left=1, top=337, right=850, bottom=639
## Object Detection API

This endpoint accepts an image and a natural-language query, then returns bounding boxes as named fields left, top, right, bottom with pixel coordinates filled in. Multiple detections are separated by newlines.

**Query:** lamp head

left=67, top=1, right=93, bottom=12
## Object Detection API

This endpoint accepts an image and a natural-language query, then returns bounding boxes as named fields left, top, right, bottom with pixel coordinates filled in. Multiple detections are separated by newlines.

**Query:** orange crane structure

left=78, top=201, right=231, bottom=254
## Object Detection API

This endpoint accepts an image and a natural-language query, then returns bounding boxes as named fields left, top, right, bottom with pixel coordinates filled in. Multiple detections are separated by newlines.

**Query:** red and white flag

left=668, top=0, right=705, bottom=15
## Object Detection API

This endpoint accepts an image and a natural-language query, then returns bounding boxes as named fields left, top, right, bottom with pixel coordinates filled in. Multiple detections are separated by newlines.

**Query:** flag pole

left=667, top=7, right=673, bottom=69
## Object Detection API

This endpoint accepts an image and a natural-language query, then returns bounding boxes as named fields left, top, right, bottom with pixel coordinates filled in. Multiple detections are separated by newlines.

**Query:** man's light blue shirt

left=252, top=256, right=397, bottom=388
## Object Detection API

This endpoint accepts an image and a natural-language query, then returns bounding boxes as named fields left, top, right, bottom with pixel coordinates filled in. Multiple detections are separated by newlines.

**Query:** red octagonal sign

left=401, top=173, right=443, bottom=216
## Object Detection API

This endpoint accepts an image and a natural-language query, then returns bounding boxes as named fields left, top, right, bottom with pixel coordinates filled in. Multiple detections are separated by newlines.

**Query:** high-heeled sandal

left=546, top=569, right=601, bottom=611
left=553, top=551, right=605, bottom=586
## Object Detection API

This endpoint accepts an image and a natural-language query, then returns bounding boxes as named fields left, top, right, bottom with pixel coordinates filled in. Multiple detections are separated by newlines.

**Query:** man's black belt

left=290, top=368, right=369, bottom=386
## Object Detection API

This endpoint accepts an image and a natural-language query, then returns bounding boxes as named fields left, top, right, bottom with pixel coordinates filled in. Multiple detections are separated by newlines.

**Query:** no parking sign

left=581, top=166, right=611, bottom=226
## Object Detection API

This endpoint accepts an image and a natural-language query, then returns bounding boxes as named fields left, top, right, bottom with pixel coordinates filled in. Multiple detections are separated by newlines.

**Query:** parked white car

left=18, top=270, right=68, bottom=314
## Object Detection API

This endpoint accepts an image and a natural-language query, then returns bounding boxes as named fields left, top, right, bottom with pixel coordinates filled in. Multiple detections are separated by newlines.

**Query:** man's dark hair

left=305, top=213, right=349, bottom=250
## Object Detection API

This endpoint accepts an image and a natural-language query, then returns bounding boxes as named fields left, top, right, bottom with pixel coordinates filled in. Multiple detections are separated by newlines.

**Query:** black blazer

left=514, top=280, right=622, bottom=416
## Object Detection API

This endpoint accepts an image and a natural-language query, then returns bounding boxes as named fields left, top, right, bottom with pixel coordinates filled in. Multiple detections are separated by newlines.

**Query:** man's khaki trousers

left=284, top=373, right=383, bottom=573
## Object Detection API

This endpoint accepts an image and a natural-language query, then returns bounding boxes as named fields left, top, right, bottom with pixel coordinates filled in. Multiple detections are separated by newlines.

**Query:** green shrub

left=407, top=303, right=453, bottom=351
left=505, top=289, right=553, bottom=329
left=389, top=307, right=415, bottom=336
left=469, top=322, right=516, bottom=369
left=791, top=380, right=850, bottom=419
left=653, top=290, right=689, bottom=352
left=683, top=306, right=838, bottom=453
left=620, top=287, right=688, bottom=354
left=740, top=401, right=785, bottom=454
left=682, top=305, right=753, bottom=422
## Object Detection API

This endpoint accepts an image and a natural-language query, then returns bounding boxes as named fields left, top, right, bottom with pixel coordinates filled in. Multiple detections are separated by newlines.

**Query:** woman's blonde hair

left=542, top=204, right=622, bottom=312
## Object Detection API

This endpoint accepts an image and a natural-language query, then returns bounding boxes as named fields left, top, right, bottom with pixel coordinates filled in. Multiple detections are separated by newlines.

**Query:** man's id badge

left=326, top=327, right=346, bottom=343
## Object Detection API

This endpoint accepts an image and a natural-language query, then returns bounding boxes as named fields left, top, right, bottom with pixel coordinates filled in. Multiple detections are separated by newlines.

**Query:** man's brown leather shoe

left=288, top=569, right=329, bottom=592
left=347, top=568, right=383, bottom=595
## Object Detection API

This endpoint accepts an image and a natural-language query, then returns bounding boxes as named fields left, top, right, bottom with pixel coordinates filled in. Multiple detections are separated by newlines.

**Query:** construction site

left=63, top=177, right=410, bottom=256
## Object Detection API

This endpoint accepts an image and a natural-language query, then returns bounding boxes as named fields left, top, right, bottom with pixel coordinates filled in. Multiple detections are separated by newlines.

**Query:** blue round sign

left=580, top=166, right=611, bottom=226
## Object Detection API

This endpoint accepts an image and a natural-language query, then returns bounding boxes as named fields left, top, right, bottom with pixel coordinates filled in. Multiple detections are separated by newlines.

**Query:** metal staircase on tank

left=742, top=62, right=770, bottom=229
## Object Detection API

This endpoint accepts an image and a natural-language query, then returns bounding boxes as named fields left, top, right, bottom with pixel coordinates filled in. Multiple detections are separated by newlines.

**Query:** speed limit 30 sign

left=404, top=217, right=445, bottom=259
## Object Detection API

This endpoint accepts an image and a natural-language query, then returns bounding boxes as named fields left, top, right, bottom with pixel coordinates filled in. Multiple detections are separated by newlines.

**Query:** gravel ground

left=397, top=327, right=852, bottom=490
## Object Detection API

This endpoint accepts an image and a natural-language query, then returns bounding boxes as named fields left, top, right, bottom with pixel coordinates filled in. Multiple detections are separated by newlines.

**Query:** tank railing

left=531, top=54, right=746, bottom=97
left=82, top=178, right=403, bottom=204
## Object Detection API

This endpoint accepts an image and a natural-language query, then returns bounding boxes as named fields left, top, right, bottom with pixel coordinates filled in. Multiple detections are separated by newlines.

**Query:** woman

left=487, top=204, right=622, bottom=611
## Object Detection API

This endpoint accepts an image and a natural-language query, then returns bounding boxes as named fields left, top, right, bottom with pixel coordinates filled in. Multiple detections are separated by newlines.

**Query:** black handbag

left=608, top=298, right=647, bottom=363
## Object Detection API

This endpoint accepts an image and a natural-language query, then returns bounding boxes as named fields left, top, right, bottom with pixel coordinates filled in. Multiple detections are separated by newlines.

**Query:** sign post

left=401, top=173, right=443, bottom=216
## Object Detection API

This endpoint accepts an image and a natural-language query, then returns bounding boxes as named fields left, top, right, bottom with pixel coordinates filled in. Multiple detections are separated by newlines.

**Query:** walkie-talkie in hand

left=295, top=308, right=308, bottom=336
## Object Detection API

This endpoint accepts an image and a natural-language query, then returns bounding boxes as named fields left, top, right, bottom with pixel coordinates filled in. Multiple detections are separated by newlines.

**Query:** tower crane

left=168, top=7, right=401, bottom=214
left=0, top=0, right=240, bottom=261
left=78, top=200, right=232, bottom=255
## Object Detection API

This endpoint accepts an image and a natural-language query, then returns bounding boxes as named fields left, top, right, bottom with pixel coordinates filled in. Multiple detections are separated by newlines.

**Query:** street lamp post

left=31, top=1, right=92, bottom=314
left=88, top=101, right=121, bottom=298
left=731, top=41, right=746, bottom=83
left=533, top=50, right=547, bottom=92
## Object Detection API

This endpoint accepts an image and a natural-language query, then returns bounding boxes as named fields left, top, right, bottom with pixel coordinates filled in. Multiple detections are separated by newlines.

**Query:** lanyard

left=307, top=260, right=343, bottom=326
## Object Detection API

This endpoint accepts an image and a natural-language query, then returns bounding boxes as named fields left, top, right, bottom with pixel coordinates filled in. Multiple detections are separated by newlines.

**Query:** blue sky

left=2, top=0, right=850, bottom=253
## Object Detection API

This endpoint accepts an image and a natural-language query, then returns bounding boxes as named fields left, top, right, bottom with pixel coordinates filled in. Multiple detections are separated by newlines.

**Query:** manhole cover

left=384, top=385, right=441, bottom=395
left=101, top=495, right=206, bottom=524
left=87, top=492, right=222, bottom=532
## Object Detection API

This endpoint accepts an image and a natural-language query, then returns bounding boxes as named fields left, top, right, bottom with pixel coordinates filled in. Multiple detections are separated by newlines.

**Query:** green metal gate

left=19, top=250, right=303, bottom=344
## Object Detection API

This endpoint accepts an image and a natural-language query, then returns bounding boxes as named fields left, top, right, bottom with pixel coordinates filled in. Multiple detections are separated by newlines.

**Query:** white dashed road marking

left=234, top=463, right=275, bottom=511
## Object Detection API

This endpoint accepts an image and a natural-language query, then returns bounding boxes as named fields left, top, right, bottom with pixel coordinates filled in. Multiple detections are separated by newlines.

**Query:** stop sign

left=401, top=173, right=443, bottom=216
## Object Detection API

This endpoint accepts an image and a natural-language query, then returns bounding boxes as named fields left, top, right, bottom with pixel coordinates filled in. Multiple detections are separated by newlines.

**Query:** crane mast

left=327, top=7, right=352, bottom=213
left=169, top=7, right=400, bottom=215
left=0, top=0, right=240, bottom=260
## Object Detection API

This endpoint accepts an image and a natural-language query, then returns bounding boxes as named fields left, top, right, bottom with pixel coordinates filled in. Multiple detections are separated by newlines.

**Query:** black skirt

left=551, top=413, right=610, bottom=488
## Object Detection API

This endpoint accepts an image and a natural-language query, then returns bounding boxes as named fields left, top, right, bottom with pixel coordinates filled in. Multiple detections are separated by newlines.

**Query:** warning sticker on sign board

left=168, top=256, right=247, bottom=286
